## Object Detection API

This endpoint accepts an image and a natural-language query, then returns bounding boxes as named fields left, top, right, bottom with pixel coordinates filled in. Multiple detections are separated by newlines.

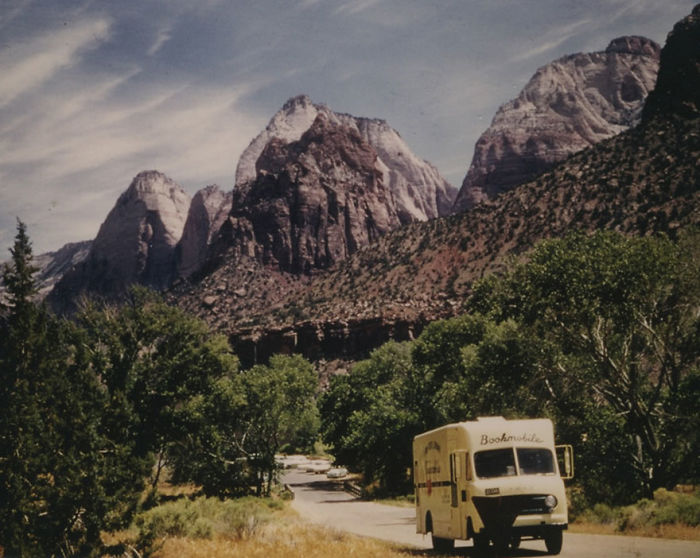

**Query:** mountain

left=0, top=240, right=91, bottom=302
left=176, top=185, right=232, bottom=279
left=48, top=170, right=190, bottom=312
left=215, top=112, right=404, bottom=275
left=236, top=95, right=456, bottom=221
left=33, top=241, right=92, bottom=298
left=453, top=36, right=660, bottom=212
left=175, top=9, right=699, bottom=366
left=642, top=5, right=700, bottom=121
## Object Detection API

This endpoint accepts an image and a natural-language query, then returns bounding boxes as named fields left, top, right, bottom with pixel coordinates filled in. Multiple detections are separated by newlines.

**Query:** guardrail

left=343, top=480, right=362, bottom=498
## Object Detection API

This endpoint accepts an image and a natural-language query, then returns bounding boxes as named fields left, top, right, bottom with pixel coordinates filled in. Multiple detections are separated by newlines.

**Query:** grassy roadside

left=103, top=482, right=699, bottom=556
left=103, top=496, right=417, bottom=558
left=376, top=488, right=700, bottom=540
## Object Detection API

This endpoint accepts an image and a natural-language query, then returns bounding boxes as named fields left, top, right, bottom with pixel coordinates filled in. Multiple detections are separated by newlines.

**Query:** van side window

left=465, top=453, right=472, bottom=480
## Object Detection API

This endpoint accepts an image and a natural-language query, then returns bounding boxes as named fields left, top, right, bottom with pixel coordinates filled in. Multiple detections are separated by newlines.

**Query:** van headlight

left=544, top=494, right=558, bottom=511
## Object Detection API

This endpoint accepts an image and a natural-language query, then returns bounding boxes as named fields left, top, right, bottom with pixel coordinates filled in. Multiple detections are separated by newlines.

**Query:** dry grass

left=152, top=521, right=415, bottom=558
left=570, top=521, right=700, bottom=541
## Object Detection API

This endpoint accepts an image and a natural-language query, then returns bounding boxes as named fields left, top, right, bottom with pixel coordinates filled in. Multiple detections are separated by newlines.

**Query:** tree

left=76, top=286, right=240, bottom=496
left=471, top=230, right=700, bottom=499
left=0, top=221, right=109, bottom=556
left=321, top=342, right=418, bottom=494
left=167, top=373, right=248, bottom=498
left=239, top=354, right=319, bottom=496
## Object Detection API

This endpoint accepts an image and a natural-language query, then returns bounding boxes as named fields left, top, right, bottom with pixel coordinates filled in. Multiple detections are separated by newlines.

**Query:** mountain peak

left=605, top=36, right=660, bottom=57
left=282, top=94, right=314, bottom=111
left=48, top=171, right=191, bottom=312
left=235, top=96, right=455, bottom=220
left=642, top=4, right=700, bottom=121
left=453, top=35, right=660, bottom=212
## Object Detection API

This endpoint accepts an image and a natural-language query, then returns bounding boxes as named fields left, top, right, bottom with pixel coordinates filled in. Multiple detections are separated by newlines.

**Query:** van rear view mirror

left=556, top=445, right=574, bottom=480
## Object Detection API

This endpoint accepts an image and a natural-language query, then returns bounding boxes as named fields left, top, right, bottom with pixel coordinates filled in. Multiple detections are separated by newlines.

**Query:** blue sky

left=0, top=0, right=695, bottom=255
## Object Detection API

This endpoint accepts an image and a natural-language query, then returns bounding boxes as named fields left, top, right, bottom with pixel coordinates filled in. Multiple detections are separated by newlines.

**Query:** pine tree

left=0, top=221, right=110, bottom=556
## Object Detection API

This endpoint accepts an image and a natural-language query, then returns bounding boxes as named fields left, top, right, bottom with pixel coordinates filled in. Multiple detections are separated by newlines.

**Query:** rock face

left=217, top=112, right=403, bottom=274
left=643, top=6, right=700, bottom=121
left=48, top=170, right=190, bottom=311
left=33, top=241, right=92, bottom=298
left=236, top=95, right=456, bottom=222
left=176, top=185, right=232, bottom=279
left=0, top=240, right=91, bottom=301
left=453, top=36, right=660, bottom=212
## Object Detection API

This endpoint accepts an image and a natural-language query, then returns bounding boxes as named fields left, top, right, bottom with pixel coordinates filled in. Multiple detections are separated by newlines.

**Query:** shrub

left=133, top=496, right=279, bottom=556
left=577, top=488, right=700, bottom=532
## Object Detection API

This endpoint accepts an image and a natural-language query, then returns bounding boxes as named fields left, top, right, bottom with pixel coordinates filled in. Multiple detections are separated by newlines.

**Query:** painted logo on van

left=480, top=432, right=543, bottom=445
left=424, top=440, right=440, bottom=454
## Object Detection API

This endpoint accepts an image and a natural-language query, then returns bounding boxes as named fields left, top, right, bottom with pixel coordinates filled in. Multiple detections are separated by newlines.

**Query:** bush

left=577, top=488, right=700, bottom=532
left=133, top=496, right=280, bottom=556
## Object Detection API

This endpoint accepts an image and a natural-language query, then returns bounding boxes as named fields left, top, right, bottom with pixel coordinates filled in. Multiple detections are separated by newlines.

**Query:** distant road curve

left=284, top=469, right=700, bottom=557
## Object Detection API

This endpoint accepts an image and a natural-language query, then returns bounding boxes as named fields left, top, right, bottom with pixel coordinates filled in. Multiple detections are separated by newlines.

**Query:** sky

left=0, top=0, right=696, bottom=255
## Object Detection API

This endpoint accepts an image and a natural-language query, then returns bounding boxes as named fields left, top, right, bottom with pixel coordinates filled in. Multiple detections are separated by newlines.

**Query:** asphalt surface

left=284, top=468, right=700, bottom=557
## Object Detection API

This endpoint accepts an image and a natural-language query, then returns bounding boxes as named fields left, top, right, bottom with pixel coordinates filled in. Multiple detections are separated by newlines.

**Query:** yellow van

left=413, top=416, right=573, bottom=554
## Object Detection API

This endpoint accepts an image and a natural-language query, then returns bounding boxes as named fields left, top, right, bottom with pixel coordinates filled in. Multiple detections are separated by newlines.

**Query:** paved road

left=284, top=469, right=700, bottom=557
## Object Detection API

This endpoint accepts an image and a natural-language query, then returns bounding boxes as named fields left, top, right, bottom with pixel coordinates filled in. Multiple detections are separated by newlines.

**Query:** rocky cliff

left=236, top=95, right=456, bottom=221
left=642, top=5, right=700, bottom=121
left=49, top=170, right=190, bottom=312
left=176, top=185, right=232, bottom=279
left=216, top=112, right=402, bottom=274
left=453, top=36, right=660, bottom=212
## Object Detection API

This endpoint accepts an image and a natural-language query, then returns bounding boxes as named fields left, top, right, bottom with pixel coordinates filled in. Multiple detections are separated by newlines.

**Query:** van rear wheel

left=432, top=536, right=454, bottom=552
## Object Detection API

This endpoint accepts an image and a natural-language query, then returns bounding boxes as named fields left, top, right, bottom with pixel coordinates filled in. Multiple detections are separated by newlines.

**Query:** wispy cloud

left=509, top=18, right=591, bottom=63
left=0, top=18, right=110, bottom=107
left=148, top=25, right=173, bottom=56
left=334, top=0, right=382, bottom=16
left=0, top=69, right=266, bottom=251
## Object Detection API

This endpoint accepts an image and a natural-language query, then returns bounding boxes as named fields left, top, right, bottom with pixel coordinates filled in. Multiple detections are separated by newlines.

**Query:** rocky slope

left=236, top=95, right=456, bottom=221
left=453, top=36, right=660, bottom=212
left=49, top=171, right=190, bottom=312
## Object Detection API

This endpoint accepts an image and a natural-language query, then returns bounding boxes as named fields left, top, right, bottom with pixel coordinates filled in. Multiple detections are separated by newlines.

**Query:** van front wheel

left=544, top=529, right=563, bottom=555
left=473, top=533, right=489, bottom=553
left=432, top=536, right=454, bottom=552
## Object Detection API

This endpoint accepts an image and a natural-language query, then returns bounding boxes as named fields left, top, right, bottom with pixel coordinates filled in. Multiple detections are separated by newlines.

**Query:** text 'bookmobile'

left=413, top=416, right=573, bottom=554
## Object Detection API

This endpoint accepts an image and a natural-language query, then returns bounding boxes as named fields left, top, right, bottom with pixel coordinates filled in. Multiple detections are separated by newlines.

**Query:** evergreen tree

left=0, top=221, right=111, bottom=556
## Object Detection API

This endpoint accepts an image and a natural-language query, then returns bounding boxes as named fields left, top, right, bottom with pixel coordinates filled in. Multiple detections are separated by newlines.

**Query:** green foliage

left=320, top=321, right=544, bottom=495
left=0, top=223, right=318, bottom=554
left=77, top=287, right=241, bottom=497
left=0, top=222, right=111, bottom=556
left=472, top=229, right=700, bottom=498
left=240, top=354, right=320, bottom=496
left=319, top=229, right=699, bottom=505
left=133, top=496, right=278, bottom=556
left=321, top=342, right=417, bottom=494
left=578, top=489, right=700, bottom=531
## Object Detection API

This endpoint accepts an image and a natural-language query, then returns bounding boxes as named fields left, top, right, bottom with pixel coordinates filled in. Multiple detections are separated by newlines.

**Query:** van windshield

left=474, top=448, right=516, bottom=478
left=474, top=447, right=556, bottom=478
left=517, top=448, right=555, bottom=475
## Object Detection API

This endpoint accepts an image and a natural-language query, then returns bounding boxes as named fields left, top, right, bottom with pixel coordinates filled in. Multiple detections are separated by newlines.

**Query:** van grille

left=472, top=494, right=551, bottom=531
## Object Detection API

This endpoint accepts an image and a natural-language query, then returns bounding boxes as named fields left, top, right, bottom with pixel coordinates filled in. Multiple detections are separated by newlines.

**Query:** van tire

left=473, top=532, right=489, bottom=553
left=432, top=536, right=454, bottom=552
left=544, top=529, right=563, bottom=555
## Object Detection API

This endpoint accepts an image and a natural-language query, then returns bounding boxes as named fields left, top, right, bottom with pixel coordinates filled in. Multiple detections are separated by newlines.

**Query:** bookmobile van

left=413, top=417, right=573, bottom=555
